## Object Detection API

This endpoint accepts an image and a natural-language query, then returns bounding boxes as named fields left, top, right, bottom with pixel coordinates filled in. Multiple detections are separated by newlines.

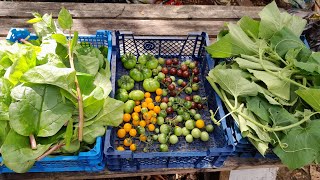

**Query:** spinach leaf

left=1, top=130, right=52, bottom=173
left=74, top=46, right=104, bottom=76
left=0, top=121, right=9, bottom=146
left=21, top=65, right=76, bottom=93
left=58, top=7, right=73, bottom=30
left=93, top=97, right=124, bottom=127
left=238, top=16, right=260, bottom=39
left=83, top=124, right=105, bottom=144
left=9, top=84, right=74, bottom=137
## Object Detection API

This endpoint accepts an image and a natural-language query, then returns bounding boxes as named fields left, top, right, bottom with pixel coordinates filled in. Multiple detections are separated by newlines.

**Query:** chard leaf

left=208, top=68, right=258, bottom=98
left=238, top=16, right=260, bottom=38
left=9, top=84, right=74, bottom=137
left=269, top=106, right=298, bottom=127
left=0, top=121, right=9, bottom=146
left=273, top=120, right=320, bottom=170
left=296, top=89, right=320, bottom=112
left=248, top=69, right=291, bottom=100
left=74, top=46, right=103, bottom=76
left=83, top=124, right=105, bottom=144
left=258, top=1, right=306, bottom=39
left=51, top=34, right=68, bottom=46
left=1, top=130, right=52, bottom=173
left=93, top=97, right=124, bottom=127
left=32, top=13, right=56, bottom=39
left=21, top=64, right=75, bottom=93
left=58, top=7, right=73, bottom=30
left=246, top=96, right=273, bottom=124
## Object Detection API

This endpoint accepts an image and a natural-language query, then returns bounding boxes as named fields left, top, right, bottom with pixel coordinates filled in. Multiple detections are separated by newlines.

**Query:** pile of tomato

left=115, top=54, right=215, bottom=152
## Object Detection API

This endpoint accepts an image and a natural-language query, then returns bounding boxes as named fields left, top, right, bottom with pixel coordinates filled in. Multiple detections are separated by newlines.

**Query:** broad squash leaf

left=296, top=89, right=320, bottom=112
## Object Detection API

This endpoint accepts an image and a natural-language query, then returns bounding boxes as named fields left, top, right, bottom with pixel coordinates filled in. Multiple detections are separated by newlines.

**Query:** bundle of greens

left=206, top=1, right=320, bottom=169
left=0, top=8, right=124, bottom=173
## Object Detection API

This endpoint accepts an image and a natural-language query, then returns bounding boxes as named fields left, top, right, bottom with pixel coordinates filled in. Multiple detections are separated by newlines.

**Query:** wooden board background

left=0, top=2, right=263, bottom=40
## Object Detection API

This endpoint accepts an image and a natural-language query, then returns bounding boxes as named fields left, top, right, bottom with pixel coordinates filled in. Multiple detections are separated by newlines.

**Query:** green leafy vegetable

left=206, top=1, right=319, bottom=170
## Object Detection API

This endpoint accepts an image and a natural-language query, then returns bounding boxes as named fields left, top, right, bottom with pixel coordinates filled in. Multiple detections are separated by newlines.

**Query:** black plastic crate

left=104, top=31, right=237, bottom=171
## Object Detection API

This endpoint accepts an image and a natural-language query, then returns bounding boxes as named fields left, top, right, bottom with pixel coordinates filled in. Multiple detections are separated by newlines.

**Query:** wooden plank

left=0, top=157, right=282, bottom=180
left=0, top=18, right=234, bottom=37
left=0, top=2, right=262, bottom=19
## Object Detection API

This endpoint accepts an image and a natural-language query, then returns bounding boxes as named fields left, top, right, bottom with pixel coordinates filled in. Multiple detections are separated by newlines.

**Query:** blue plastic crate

left=104, top=31, right=237, bottom=171
left=1, top=28, right=112, bottom=173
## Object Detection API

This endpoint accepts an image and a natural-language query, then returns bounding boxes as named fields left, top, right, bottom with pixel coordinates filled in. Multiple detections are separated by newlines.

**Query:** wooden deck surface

left=0, top=2, right=263, bottom=40
left=0, top=2, right=282, bottom=179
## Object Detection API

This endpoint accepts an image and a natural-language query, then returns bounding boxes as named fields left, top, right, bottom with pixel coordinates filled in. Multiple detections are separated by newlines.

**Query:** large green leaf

left=258, top=1, right=306, bottom=39
left=9, top=84, right=74, bottom=137
left=208, top=68, right=258, bottom=98
left=296, top=89, right=320, bottom=112
left=237, top=16, right=260, bottom=38
left=269, top=106, right=298, bottom=127
left=93, top=97, right=124, bottom=127
left=83, top=123, right=105, bottom=144
left=246, top=96, right=273, bottom=124
left=74, top=46, right=104, bottom=76
left=32, top=13, right=57, bottom=39
left=20, top=65, right=75, bottom=93
left=273, top=120, right=320, bottom=170
left=1, top=130, right=52, bottom=173
left=58, top=7, right=73, bottom=30
left=0, top=121, right=9, bottom=146
left=248, top=69, right=291, bottom=100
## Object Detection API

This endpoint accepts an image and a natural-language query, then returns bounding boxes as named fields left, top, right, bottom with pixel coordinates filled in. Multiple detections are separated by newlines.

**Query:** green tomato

left=172, top=104, right=179, bottom=111
left=162, top=89, right=168, bottom=96
left=200, top=131, right=210, bottom=142
left=152, top=69, right=159, bottom=76
left=141, top=107, right=148, bottom=114
left=169, top=135, right=179, bottom=145
left=169, top=97, right=175, bottom=103
left=185, top=60, right=191, bottom=65
left=130, top=68, right=144, bottom=82
left=160, top=102, right=168, bottom=110
left=152, top=134, right=158, bottom=141
left=182, top=112, right=190, bottom=121
left=174, top=126, right=182, bottom=136
left=191, top=128, right=201, bottom=139
left=157, top=65, right=162, bottom=71
left=159, top=110, right=167, bottom=118
left=194, top=114, right=201, bottom=120
left=189, top=109, right=196, bottom=116
left=138, top=54, right=147, bottom=65
left=167, top=102, right=173, bottom=107
left=128, top=90, right=144, bottom=101
left=142, top=68, right=153, bottom=79
left=193, top=95, right=201, bottom=103
left=160, top=124, right=170, bottom=134
left=170, top=76, right=176, bottom=82
left=189, top=62, right=196, bottom=69
left=182, top=127, right=190, bottom=136
left=124, top=100, right=135, bottom=113
left=115, top=88, right=129, bottom=102
left=184, top=101, right=192, bottom=109
left=177, top=108, right=184, bottom=115
left=157, top=117, right=165, bottom=125
left=121, top=53, right=137, bottom=70
left=158, top=58, right=165, bottom=65
left=155, top=128, right=160, bottom=134
left=177, top=79, right=184, bottom=85
left=137, top=126, right=146, bottom=135
left=185, top=120, right=195, bottom=130
left=146, top=57, right=159, bottom=69
left=158, top=72, right=165, bottom=80
left=143, top=78, right=160, bottom=92
left=159, top=143, right=169, bottom=152
left=158, top=133, right=168, bottom=144
left=206, top=125, right=214, bottom=133
left=185, top=134, right=193, bottom=143
left=185, top=87, right=193, bottom=94
left=117, top=75, right=134, bottom=91
left=192, top=83, right=199, bottom=91
left=175, top=115, right=183, bottom=122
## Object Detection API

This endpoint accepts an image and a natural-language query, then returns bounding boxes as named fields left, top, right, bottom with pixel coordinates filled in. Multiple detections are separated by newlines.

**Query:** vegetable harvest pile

left=206, top=1, right=320, bottom=169
left=115, top=54, right=214, bottom=152
left=0, top=9, right=123, bottom=173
